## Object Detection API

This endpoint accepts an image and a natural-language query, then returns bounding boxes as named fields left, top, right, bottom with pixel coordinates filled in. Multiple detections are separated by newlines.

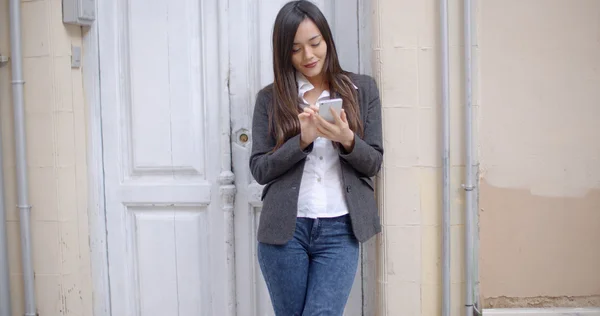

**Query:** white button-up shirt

left=296, top=73, right=351, bottom=218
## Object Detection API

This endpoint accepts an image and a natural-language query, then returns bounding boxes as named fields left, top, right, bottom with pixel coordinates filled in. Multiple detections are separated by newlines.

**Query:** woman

left=249, top=1, right=383, bottom=315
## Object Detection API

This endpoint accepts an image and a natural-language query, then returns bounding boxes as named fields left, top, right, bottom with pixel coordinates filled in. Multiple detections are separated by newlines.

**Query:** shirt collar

left=296, top=72, right=315, bottom=98
left=296, top=72, right=358, bottom=98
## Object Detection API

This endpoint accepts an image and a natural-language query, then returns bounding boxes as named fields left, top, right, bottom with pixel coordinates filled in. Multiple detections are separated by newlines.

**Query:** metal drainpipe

left=463, top=0, right=476, bottom=314
left=0, top=90, right=13, bottom=316
left=440, top=0, right=451, bottom=315
left=9, top=0, right=37, bottom=314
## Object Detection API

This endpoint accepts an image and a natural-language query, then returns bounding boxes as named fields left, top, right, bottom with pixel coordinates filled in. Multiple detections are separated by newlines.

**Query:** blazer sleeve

left=339, top=76, right=384, bottom=177
left=249, top=89, right=313, bottom=185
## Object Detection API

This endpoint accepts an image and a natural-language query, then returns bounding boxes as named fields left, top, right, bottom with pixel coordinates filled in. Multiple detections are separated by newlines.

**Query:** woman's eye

left=311, top=41, right=321, bottom=47
left=292, top=47, right=300, bottom=53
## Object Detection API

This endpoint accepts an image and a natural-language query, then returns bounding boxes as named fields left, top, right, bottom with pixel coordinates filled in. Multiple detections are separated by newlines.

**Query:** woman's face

left=291, top=19, right=327, bottom=80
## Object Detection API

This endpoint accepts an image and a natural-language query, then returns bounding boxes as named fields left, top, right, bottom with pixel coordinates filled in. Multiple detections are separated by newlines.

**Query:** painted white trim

left=358, top=0, right=373, bottom=76
left=215, top=1, right=237, bottom=314
left=483, top=308, right=600, bottom=315
left=82, top=14, right=112, bottom=316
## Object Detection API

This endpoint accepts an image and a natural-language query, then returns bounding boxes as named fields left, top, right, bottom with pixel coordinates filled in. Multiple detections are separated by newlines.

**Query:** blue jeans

left=257, top=215, right=359, bottom=316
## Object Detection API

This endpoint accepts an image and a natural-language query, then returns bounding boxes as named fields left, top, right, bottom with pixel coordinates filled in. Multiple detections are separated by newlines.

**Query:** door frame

left=83, top=1, right=376, bottom=315
left=82, top=11, right=111, bottom=316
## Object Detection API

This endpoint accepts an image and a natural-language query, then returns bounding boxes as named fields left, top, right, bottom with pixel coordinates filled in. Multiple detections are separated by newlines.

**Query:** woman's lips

left=304, top=61, right=318, bottom=68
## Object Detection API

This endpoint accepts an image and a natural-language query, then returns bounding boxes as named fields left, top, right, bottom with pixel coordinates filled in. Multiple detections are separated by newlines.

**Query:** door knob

left=235, top=129, right=250, bottom=146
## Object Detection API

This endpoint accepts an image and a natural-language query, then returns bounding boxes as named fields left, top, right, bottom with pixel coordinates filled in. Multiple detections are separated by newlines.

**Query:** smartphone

left=318, top=98, right=343, bottom=123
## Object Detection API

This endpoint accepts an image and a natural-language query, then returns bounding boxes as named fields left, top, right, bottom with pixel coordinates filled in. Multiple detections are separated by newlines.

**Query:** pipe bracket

left=461, top=184, right=476, bottom=191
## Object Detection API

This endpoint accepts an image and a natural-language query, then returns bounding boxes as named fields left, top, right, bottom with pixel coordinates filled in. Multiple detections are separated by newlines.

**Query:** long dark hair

left=270, top=0, right=363, bottom=150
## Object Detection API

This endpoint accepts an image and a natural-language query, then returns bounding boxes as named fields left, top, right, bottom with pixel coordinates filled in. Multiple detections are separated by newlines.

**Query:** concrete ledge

left=484, top=308, right=600, bottom=315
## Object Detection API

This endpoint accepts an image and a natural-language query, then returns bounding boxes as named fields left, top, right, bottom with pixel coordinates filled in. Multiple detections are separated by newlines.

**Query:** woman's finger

left=340, top=109, right=348, bottom=124
left=303, top=107, right=315, bottom=115
left=331, top=108, right=344, bottom=126
left=316, top=129, right=327, bottom=138
left=317, top=126, right=333, bottom=139
left=318, top=122, right=341, bottom=140
left=315, top=115, right=336, bottom=132
left=298, top=112, right=310, bottom=119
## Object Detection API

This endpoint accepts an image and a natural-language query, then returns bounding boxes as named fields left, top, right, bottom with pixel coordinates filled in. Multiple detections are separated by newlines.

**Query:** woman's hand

left=315, top=107, right=355, bottom=152
left=298, top=105, right=320, bottom=149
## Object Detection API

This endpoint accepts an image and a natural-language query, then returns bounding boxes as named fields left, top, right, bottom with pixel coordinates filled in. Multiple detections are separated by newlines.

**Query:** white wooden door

left=229, top=1, right=365, bottom=315
left=98, top=0, right=235, bottom=315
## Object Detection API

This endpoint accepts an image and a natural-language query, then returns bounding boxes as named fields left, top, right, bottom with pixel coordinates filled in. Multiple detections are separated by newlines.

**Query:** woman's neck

left=307, top=74, right=327, bottom=91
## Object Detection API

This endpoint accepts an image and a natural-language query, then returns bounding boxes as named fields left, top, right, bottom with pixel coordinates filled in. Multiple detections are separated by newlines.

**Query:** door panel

left=229, top=1, right=362, bottom=315
left=99, top=0, right=232, bottom=315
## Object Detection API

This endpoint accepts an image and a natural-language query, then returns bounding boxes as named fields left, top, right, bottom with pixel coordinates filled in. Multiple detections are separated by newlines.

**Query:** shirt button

left=317, top=178, right=321, bottom=182
left=307, top=157, right=310, bottom=161
left=319, top=156, right=323, bottom=160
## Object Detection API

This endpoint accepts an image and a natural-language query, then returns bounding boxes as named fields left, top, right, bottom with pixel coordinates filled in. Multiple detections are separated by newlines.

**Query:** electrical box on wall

left=62, top=0, right=95, bottom=26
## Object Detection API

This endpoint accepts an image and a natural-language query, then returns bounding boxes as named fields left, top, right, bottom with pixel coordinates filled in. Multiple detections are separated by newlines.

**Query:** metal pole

left=463, top=0, right=476, bottom=314
left=8, top=0, right=37, bottom=314
left=0, top=92, right=12, bottom=316
left=440, top=0, right=451, bottom=314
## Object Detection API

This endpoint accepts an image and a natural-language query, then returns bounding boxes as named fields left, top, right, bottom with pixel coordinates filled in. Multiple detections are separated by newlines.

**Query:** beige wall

left=0, top=0, right=93, bottom=315
left=373, top=0, right=469, bottom=314
left=478, top=0, right=600, bottom=308
left=374, top=0, right=600, bottom=311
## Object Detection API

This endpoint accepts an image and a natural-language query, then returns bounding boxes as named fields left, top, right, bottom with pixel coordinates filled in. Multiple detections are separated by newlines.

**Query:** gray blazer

left=249, top=73, right=383, bottom=245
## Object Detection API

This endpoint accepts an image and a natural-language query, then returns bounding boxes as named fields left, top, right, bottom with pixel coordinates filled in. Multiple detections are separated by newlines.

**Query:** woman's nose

left=303, top=47, right=314, bottom=59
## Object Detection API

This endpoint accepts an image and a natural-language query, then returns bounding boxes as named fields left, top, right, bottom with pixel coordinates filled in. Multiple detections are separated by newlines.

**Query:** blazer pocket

left=359, top=176, right=375, bottom=191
